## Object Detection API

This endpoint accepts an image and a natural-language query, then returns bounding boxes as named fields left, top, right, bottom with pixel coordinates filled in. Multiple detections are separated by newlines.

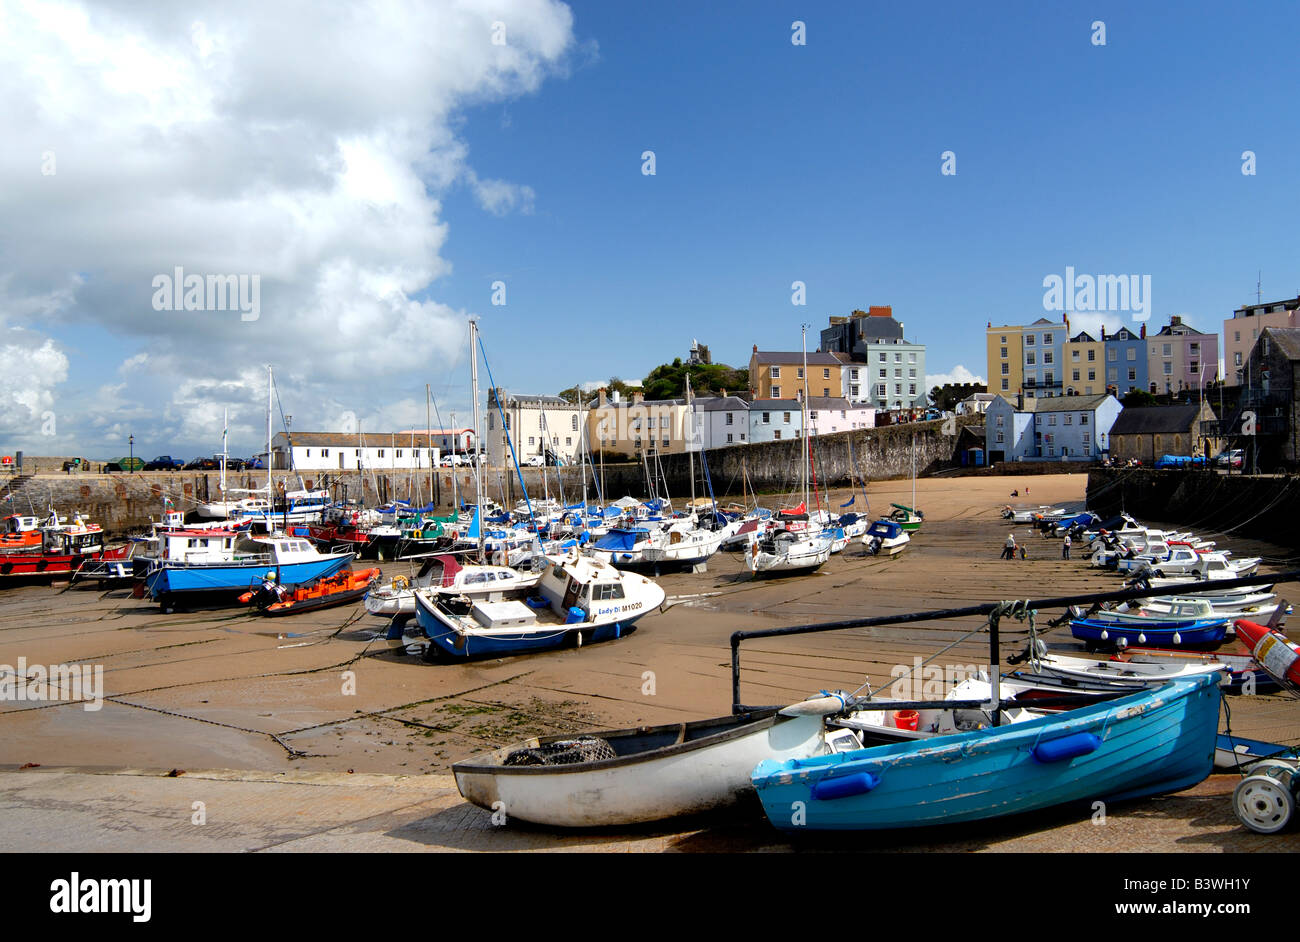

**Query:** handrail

left=729, top=568, right=1300, bottom=714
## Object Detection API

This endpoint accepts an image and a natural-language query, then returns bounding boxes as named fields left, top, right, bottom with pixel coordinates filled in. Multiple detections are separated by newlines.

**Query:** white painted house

left=273, top=432, right=442, bottom=471
left=806, top=396, right=876, bottom=435
left=486, top=389, right=583, bottom=467
left=985, top=394, right=1122, bottom=463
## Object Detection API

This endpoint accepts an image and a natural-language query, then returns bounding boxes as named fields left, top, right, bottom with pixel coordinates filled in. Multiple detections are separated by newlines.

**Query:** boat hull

left=453, top=710, right=829, bottom=827
left=145, top=554, right=353, bottom=603
left=751, top=675, right=1220, bottom=831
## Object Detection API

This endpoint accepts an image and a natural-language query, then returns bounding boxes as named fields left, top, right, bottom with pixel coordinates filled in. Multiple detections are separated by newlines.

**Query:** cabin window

left=592, top=583, right=625, bottom=601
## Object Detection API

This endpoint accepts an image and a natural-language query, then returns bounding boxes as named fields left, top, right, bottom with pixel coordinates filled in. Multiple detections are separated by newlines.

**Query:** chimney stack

left=632, top=390, right=644, bottom=405
left=597, top=387, right=607, bottom=407
left=1140, top=323, right=1146, bottom=339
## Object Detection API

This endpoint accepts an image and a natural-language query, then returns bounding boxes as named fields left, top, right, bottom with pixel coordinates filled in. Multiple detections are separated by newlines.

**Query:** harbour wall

left=5, top=417, right=983, bottom=534
left=1085, top=467, right=1300, bottom=548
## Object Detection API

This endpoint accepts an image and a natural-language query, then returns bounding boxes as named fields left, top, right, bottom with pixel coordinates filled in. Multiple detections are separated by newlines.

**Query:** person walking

left=1002, top=533, right=1016, bottom=560
left=1062, top=533, right=1072, bottom=560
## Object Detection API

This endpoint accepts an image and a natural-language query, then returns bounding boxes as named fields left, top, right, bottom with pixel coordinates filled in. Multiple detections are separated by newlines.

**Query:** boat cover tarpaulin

left=593, top=528, right=647, bottom=552
left=780, top=502, right=807, bottom=516
left=839, top=496, right=855, bottom=508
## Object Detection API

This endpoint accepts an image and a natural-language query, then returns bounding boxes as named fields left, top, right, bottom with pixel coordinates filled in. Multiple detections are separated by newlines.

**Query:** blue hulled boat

left=750, top=674, right=1220, bottom=831
left=1069, top=615, right=1229, bottom=649
left=144, top=533, right=354, bottom=610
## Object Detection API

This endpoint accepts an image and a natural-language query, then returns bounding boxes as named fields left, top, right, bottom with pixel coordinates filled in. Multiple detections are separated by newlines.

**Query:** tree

left=641, top=361, right=748, bottom=400
left=928, top=382, right=987, bottom=412
left=1121, top=389, right=1158, bottom=408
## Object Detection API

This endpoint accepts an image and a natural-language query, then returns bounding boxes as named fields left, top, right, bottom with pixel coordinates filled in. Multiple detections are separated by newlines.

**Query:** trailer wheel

left=1234, top=772, right=1295, bottom=834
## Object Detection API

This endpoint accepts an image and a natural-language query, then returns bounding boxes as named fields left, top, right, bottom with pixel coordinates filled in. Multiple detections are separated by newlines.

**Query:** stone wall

left=3, top=417, right=982, bottom=534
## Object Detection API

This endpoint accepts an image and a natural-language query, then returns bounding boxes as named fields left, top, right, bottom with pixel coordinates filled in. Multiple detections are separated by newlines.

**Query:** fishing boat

left=1233, top=618, right=1300, bottom=697
left=745, top=524, right=834, bottom=575
left=1006, top=646, right=1228, bottom=688
left=1105, top=645, right=1277, bottom=695
left=0, top=514, right=45, bottom=553
left=452, top=696, right=842, bottom=828
left=749, top=674, right=1221, bottom=831
left=1215, top=733, right=1293, bottom=771
left=365, top=555, right=541, bottom=619
left=413, top=547, right=663, bottom=660
left=1070, top=612, right=1230, bottom=650
left=143, top=532, right=354, bottom=611
left=862, top=519, right=910, bottom=556
left=0, top=517, right=105, bottom=581
left=240, top=567, right=380, bottom=616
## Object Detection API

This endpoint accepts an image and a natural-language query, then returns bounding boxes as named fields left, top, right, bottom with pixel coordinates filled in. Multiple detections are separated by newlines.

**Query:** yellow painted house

left=1062, top=331, right=1105, bottom=396
left=986, top=324, right=1023, bottom=398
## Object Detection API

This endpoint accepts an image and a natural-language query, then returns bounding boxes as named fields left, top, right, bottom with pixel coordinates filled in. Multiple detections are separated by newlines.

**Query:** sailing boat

left=887, top=432, right=924, bottom=532
left=744, top=326, right=833, bottom=575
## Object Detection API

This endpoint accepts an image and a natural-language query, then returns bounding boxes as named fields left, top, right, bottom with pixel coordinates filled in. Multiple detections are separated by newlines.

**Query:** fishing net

left=503, top=736, right=617, bottom=766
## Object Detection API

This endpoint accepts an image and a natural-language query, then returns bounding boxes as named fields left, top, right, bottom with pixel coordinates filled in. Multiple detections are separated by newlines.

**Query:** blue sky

left=5, top=0, right=1299, bottom=457
left=436, top=1, right=1299, bottom=397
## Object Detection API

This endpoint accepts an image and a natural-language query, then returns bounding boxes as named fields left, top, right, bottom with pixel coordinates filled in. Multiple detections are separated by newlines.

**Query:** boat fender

left=1033, top=732, right=1101, bottom=763
left=811, top=771, right=881, bottom=801
left=1137, top=633, right=1147, bottom=644
left=1172, top=632, right=1182, bottom=645
left=1100, top=629, right=1109, bottom=641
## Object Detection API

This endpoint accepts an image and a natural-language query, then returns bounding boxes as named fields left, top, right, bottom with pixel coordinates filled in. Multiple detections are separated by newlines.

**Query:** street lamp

left=129, top=434, right=134, bottom=472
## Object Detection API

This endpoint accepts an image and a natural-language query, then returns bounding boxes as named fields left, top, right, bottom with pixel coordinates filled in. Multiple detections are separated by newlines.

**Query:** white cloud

left=0, top=0, right=576, bottom=453
left=925, top=364, right=986, bottom=390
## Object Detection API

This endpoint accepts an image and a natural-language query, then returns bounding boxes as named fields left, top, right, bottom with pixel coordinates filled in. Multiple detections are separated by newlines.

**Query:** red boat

left=0, top=520, right=105, bottom=581
left=0, top=514, right=45, bottom=554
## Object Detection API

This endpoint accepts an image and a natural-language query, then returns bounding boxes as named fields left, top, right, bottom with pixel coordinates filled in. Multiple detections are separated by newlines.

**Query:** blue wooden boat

left=750, top=674, right=1220, bottom=831
left=1069, top=615, right=1229, bottom=649
left=1215, top=733, right=1293, bottom=770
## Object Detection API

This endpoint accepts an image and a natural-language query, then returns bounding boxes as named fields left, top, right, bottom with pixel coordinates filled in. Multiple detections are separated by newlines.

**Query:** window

left=1001, top=363, right=1009, bottom=375
left=878, top=369, right=886, bottom=378
left=1162, top=343, right=1172, bottom=357
left=305, top=449, right=311, bottom=458
left=850, top=385, right=859, bottom=396
left=1027, top=352, right=1036, bottom=366
left=528, top=436, right=535, bottom=445
left=878, top=352, right=886, bottom=362
left=1043, top=334, right=1053, bottom=344
left=1107, top=348, right=1117, bottom=361
left=908, top=384, right=916, bottom=395
left=395, top=449, right=402, bottom=458
left=1088, top=370, right=1095, bottom=381
left=1000, top=347, right=1008, bottom=359
left=823, top=368, right=830, bottom=379
left=773, top=430, right=781, bottom=440
left=725, top=413, right=733, bottom=425
left=1190, top=342, right=1200, bottom=355
left=876, top=384, right=886, bottom=397
left=662, top=438, right=669, bottom=447
left=566, top=437, right=572, bottom=446
left=851, top=369, right=858, bottom=379
left=1108, top=368, right=1117, bottom=381
left=726, top=433, right=734, bottom=443
left=1163, top=362, right=1172, bottom=375
left=1126, top=348, right=1135, bottom=361
left=1080, top=414, right=1089, bottom=425
left=1044, top=372, right=1053, bottom=387
left=1026, top=335, right=1035, bottom=345
left=378, top=449, right=385, bottom=457
left=1049, top=415, right=1057, bottom=426
left=783, top=412, right=791, bottom=423
left=1083, top=430, right=1091, bottom=441
left=1000, top=335, right=1007, bottom=343
left=762, top=412, right=770, bottom=423
left=771, top=366, right=780, bottom=378
left=772, top=386, right=781, bottom=398
left=1235, top=331, right=1241, bottom=342
left=996, top=415, right=1004, bottom=426
left=1234, top=352, right=1243, bottom=366
left=797, top=367, right=804, bottom=379
left=894, top=384, right=902, bottom=394
left=1128, top=368, right=1136, bottom=381
left=1189, top=361, right=1199, bottom=374
left=1088, top=349, right=1096, bottom=361
left=1072, top=370, right=1080, bottom=381
left=1071, top=349, right=1080, bottom=361
left=571, top=415, right=578, bottom=430
left=1001, top=379, right=1009, bottom=391
left=908, top=368, right=916, bottom=378
left=660, top=416, right=668, bottom=428
left=996, top=432, right=1005, bottom=443
left=1044, top=351, right=1053, bottom=364
left=909, top=353, right=916, bottom=363
left=1064, top=414, right=1073, bottom=425
left=894, top=368, right=902, bottom=377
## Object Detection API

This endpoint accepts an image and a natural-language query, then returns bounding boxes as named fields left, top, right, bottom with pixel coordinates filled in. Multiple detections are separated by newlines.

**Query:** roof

left=752, top=350, right=842, bottom=366
left=990, top=394, right=1114, bottom=414
left=961, top=392, right=998, bottom=402
left=691, top=396, right=751, bottom=412
left=749, top=399, right=804, bottom=409
left=1109, top=405, right=1202, bottom=436
left=806, top=396, right=869, bottom=411
left=1069, top=331, right=1097, bottom=343
left=1260, top=327, right=1300, bottom=361
left=277, top=431, right=455, bottom=447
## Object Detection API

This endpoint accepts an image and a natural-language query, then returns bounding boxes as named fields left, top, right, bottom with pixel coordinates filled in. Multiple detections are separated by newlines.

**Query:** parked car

left=246, top=457, right=265, bottom=470
left=224, top=457, right=249, bottom=471
left=439, top=454, right=463, bottom=467
left=1154, top=454, right=1206, bottom=470
left=1214, top=449, right=1244, bottom=469
left=144, top=456, right=184, bottom=471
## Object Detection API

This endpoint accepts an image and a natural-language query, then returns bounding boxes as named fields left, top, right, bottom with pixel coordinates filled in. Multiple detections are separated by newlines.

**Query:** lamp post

left=129, top=434, right=134, bottom=473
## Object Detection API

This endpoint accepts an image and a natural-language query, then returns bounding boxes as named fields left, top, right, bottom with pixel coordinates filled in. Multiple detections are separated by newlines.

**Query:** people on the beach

left=1062, top=533, right=1072, bottom=560
left=1002, top=533, right=1016, bottom=559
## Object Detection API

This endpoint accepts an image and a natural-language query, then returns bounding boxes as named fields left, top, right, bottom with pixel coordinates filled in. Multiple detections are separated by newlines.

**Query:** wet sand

left=3, top=472, right=1298, bottom=850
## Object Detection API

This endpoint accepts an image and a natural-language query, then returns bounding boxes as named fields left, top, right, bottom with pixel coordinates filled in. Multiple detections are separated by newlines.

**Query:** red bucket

left=894, top=709, right=920, bottom=731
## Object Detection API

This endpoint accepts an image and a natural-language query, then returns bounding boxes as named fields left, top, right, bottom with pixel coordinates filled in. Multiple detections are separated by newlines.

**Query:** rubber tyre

left=1234, top=773, right=1295, bottom=834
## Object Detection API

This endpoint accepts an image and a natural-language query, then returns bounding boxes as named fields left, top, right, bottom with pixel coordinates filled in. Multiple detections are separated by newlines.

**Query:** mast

left=266, top=365, right=273, bottom=532
left=801, top=325, right=810, bottom=511
left=686, top=373, right=695, bottom=508
left=470, top=317, right=485, bottom=564
left=912, top=431, right=917, bottom=511
left=426, top=383, right=433, bottom=507
left=219, top=407, right=228, bottom=499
